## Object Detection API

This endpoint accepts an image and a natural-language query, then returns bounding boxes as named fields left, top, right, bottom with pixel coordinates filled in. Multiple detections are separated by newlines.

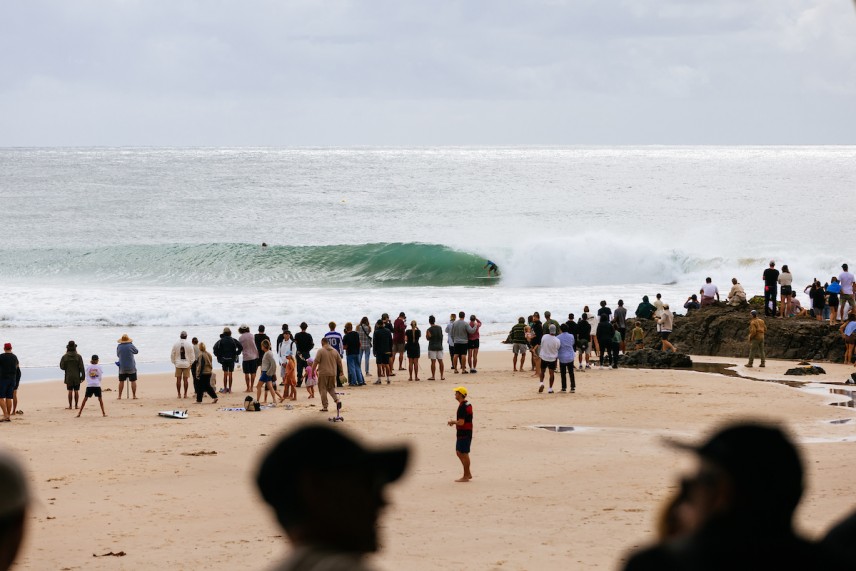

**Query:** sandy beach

left=4, top=350, right=856, bottom=570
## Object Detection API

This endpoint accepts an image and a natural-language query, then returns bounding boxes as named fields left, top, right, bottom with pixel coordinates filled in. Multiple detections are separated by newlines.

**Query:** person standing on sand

left=405, top=320, right=421, bottom=381
left=763, top=260, right=780, bottom=317
left=838, top=264, right=855, bottom=321
left=372, top=320, right=393, bottom=384
left=426, top=315, right=445, bottom=380
left=392, top=312, right=407, bottom=372
left=357, top=317, right=373, bottom=377
left=727, top=278, right=747, bottom=306
left=213, top=327, right=241, bottom=394
left=256, top=339, right=282, bottom=404
left=192, top=342, right=218, bottom=403
left=841, top=314, right=856, bottom=366
left=255, top=425, right=409, bottom=571
left=451, top=311, right=471, bottom=375
left=576, top=313, right=592, bottom=370
left=275, top=323, right=289, bottom=355
left=116, top=334, right=139, bottom=399
left=466, top=314, right=481, bottom=373
left=293, top=322, right=314, bottom=388
left=77, top=355, right=106, bottom=417
left=445, top=313, right=457, bottom=372
left=530, top=312, right=544, bottom=375
left=170, top=331, right=195, bottom=399
left=653, top=306, right=677, bottom=353
left=613, top=300, right=628, bottom=353
left=596, top=315, right=614, bottom=368
left=746, top=309, right=767, bottom=368
left=538, top=325, right=561, bottom=393
left=509, top=317, right=528, bottom=371
left=323, top=322, right=344, bottom=357
left=0, top=343, right=19, bottom=422
left=557, top=323, right=576, bottom=392
left=60, top=340, right=85, bottom=409
left=343, top=322, right=365, bottom=386
left=238, top=325, right=259, bottom=392
left=254, top=325, right=270, bottom=365
left=447, top=386, right=473, bottom=482
left=313, top=338, right=342, bottom=413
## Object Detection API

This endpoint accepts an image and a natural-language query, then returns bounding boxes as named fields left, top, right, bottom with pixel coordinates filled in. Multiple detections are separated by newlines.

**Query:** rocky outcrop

left=619, top=348, right=692, bottom=369
left=784, top=365, right=826, bottom=376
left=630, top=302, right=847, bottom=362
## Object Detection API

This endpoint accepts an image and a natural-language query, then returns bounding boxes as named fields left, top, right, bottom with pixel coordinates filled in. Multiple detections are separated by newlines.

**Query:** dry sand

left=4, top=351, right=856, bottom=570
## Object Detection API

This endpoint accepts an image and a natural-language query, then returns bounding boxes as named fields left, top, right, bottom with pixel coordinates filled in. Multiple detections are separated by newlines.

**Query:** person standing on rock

left=653, top=305, right=677, bottom=353
left=763, top=261, right=780, bottom=317
left=838, top=264, right=855, bottom=321
left=746, top=309, right=767, bottom=368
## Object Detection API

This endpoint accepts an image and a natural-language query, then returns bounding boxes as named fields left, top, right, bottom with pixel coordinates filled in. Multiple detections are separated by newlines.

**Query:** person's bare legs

left=97, top=397, right=106, bottom=416
left=11, top=390, right=17, bottom=414
left=439, top=358, right=444, bottom=380
left=0, top=398, right=10, bottom=421
left=183, top=378, right=189, bottom=398
left=256, top=382, right=263, bottom=402
left=414, top=357, right=419, bottom=380
left=130, top=381, right=137, bottom=399
left=471, top=347, right=478, bottom=371
left=455, top=451, right=472, bottom=482
left=244, top=372, right=251, bottom=392
left=67, top=389, right=74, bottom=409
left=408, top=358, right=415, bottom=381
left=117, top=380, right=124, bottom=399
left=398, top=351, right=405, bottom=371
left=76, top=396, right=88, bottom=417
left=176, top=376, right=182, bottom=398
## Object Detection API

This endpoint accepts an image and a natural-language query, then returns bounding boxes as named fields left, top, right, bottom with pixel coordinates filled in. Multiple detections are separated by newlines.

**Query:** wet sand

left=5, top=352, right=856, bottom=570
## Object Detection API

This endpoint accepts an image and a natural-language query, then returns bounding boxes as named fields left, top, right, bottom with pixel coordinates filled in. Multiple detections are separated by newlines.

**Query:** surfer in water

left=484, top=260, right=499, bottom=277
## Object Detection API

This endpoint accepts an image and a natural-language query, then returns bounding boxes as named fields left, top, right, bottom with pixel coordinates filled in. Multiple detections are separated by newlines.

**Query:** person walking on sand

left=170, top=331, right=195, bottom=399
left=116, top=334, right=139, bottom=399
left=653, top=305, right=677, bottom=353
left=426, top=315, right=445, bottom=380
left=538, top=325, right=561, bottom=393
left=405, top=320, right=421, bottom=381
left=451, top=311, right=471, bottom=375
left=60, top=340, right=85, bottom=409
left=746, top=309, right=767, bottom=368
left=313, top=338, right=343, bottom=413
left=509, top=317, right=528, bottom=372
left=77, top=355, right=106, bottom=417
left=238, top=325, right=259, bottom=392
left=212, top=327, right=241, bottom=394
left=192, top=342, right=218, bottom=403
left=0, top=343, right=20, bottom=422
left=466, top=314, right=481, bottom=373
left=447, top=386, right=473, bottom=482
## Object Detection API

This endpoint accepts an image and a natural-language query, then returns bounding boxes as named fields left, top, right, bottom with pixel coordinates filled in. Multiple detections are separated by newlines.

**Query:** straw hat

left=117, top=334, right=133, bottom=344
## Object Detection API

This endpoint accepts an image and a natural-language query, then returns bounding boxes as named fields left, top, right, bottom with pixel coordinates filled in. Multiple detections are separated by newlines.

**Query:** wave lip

left=0, top=242, right=495, bottom=288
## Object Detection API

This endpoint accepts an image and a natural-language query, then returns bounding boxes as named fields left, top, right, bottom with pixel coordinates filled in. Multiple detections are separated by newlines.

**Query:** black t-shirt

left=254, top=333, right=270, bottom=358
left=0, top=352, right=18, bottom=381
left=294, top=331, right=314, bottom=354
left=532, top=321, right=544, bottom=345
left=373, top=328, right=393, bottom=354
left=763, top=268, right=780, bottom=287
left=577, top=320, right=592, bottom=341
left=565, top=321, right=578, bottom=335
left=342, top=331, right=361, bottom=356
left=597, top=307, right=612, bottom=319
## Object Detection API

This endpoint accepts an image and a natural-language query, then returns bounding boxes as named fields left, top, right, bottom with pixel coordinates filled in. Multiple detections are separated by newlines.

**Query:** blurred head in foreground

left=0, top=450, right=28, bottom=571
left=257, top=424, right=409, bottom=557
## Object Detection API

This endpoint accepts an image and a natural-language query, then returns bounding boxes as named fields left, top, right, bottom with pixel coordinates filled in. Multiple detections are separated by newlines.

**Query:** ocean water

left=2, top=146, right=855, bottom=372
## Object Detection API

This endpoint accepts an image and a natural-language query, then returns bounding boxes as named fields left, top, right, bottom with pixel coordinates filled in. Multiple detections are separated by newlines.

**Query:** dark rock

left=620, top=348, right=692, bottom=369
left=629, top=303, right=847, bottom=362
left=784, top=366, right=826, bottom=376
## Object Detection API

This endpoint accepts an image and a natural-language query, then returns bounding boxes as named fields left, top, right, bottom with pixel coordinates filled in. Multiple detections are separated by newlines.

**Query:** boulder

left=784, top=366, right=826, bottom=376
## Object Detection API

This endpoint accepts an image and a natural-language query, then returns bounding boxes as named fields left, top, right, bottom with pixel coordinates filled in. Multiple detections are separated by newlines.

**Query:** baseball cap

left=454, top=386, right=467, bottom=397
left=2, top=343, right=10, bottom=351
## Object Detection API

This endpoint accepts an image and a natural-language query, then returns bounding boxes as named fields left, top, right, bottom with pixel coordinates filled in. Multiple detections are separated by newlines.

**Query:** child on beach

left=78, top=355, right=106, bottom=417
left=282, top=354, right=297, bottom=401
left=304, top=357, right=317, bottom=398
left=631, top=322, right=645, bottom=350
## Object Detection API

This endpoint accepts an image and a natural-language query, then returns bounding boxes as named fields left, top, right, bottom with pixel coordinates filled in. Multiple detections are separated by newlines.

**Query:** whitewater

left=2, top=146, right=855, bottom=370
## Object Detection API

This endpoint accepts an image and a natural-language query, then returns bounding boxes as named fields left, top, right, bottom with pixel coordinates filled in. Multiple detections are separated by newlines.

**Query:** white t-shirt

left=701, top=283, right=719, bottom=298
left=839, top=271, right=855, bottom=295
left=85, top=364, right=103, bottom=387
left=539, top=334, right=561, bottom=361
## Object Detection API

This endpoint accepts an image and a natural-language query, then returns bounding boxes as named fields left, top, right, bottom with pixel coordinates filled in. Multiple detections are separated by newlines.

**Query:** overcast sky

left=1, top=1, right=854, bottom=146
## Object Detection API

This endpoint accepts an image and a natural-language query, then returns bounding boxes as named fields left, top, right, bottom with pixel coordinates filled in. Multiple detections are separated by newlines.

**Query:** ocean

left=2, top=146, right=855, bottom=374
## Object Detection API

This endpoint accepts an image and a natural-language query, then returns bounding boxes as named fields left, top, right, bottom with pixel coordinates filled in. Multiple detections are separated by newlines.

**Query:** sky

left=1, top=0, right=854, bottom=146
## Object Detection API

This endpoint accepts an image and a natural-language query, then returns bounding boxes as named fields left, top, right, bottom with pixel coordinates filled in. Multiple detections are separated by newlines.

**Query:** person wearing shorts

left=60, top=340, right=85, bottom=410
left=447, top=387, right=473, bottom=482
left=116, top=333, right=140, bottom=399
left=372, top=321, right=393, bottom=384
left=78, top=355, right=106, bottom=417
left=839, top=264, right=856, bottom=321
left=0, top=343, right=19, bottom=422
left=213, top=327, right=242, bottom=394
left=450, top=311, right=470, bottom=374
left=426, top=315, right=445, bottom=380
left=171, top=330, right=195, bottom=399
left=538, top=325, right=561, bottom=393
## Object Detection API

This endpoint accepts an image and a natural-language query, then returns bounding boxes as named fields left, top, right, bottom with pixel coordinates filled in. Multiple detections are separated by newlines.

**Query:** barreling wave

left=0, top=242, right=496, bottom=287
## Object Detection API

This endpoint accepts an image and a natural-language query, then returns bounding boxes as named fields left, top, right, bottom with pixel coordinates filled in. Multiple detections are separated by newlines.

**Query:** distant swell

left=0, top=242, right=494, bottom=287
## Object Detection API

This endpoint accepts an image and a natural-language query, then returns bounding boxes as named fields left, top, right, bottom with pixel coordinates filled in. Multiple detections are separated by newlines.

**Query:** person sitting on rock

left=635, top=296, right=657, bottom=319
left=788, top=292, right=807, bottom=318
left=700, top=277, right=720, bottom=307
left=683, top=294, right=700, bottom=312
left=727, top=278, right=747, bottom=306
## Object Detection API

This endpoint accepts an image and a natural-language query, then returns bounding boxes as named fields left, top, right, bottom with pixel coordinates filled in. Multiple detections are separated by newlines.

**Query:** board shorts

left=85, top=386, right=102, bottom=398
left=660, top=331, right=672, bottom=340
left=428, top=350, right=443, bottom=360
left=0, top=379, right=14, bottom=399
left=456, top=436, right=472, bottom=454
left=392, top=343, right=406, bottom=354
left=118, top=372, right=137, bottom=382
left=841, top=294, right=855, bottom=309
left=454, top=343, right=469, bottom=356
left=175, top=368, right=190, bottom=381
left=259, top=371, right=274, bottom=383
left=541, top=359, right=557, bottom=371
left=829, top=294, right=840, bottom=308
left=65, top=380, right=81, bottom=390
left=576, top=340, right=589, bottom=352
left=512, top=343, right=528, bottom=355
left=242, top=358, right=258, bottom=373
left=781, top=285, right=792, bottom=296
left=376, top=353, right=390, bottom=365
left=618, top=328, right=626, bottom=340
left=468, top=339, right=480, bottom=349
left=220, top=358, right=235, bottom=372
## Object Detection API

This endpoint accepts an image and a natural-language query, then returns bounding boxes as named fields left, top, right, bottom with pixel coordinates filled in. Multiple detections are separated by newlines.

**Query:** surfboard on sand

left=158, top=410, right=188, bottom=419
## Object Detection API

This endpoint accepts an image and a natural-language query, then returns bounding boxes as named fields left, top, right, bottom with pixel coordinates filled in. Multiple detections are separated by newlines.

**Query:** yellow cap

left=453, top=386, right=467, bottom=396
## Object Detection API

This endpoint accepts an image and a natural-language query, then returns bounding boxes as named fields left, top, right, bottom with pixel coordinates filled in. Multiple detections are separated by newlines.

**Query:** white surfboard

left=158, top=410, right=188, bottom=419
